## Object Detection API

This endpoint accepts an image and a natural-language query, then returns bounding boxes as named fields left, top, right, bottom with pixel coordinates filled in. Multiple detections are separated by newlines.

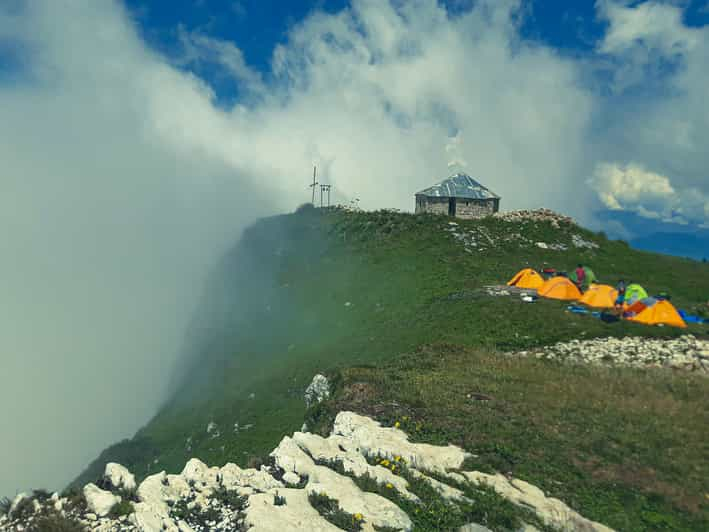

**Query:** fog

left=1, top=0, right=707, bottom=497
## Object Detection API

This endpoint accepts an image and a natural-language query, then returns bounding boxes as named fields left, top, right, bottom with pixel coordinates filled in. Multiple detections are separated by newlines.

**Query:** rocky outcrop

left=83, top=484, right=121, bottom=517
left=493, top=208, right=574, bottom=227
left=448, top=472, right=612, bottom=532
left=304, top=374, right=331, bottom=407
left=104, top=462, right=137, bottom=492
left=515, top=335, right=709, bottom=374
left=1, top=412, right=613, bottom=532
left=444, top=209, right=599, bottom=254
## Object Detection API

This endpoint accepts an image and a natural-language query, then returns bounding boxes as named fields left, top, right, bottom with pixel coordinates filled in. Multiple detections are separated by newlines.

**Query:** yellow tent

left=507, top=268, right=545, bottom=290
left=538, top=276, right=582, bottom=300
left=579, top=284, right=618, bottom=308
left=626, top=298, right=687, bottom=328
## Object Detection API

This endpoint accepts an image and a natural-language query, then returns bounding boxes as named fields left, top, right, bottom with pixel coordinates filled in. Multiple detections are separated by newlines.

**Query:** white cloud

left=589, top=162, right=709, bottom=224
left=592, top=0, right=709, bottom=228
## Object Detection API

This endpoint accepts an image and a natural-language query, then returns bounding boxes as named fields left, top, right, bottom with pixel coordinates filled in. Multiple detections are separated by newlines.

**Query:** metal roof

left=416, top=173, right=499, bottom=200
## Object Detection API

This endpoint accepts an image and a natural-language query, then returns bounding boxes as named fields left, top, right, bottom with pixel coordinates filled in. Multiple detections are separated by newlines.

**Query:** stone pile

left=1, top=412, right=613, bottom=532
left=444, top=212, right=599, bottom=255
left=516, top=335, right=709, bottom=374
left=493, top=209, right=574, bottom=227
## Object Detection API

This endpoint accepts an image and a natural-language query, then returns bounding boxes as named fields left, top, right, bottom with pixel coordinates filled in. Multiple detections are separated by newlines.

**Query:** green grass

left=72, top=208, right=709, bottom=529
left=313, top=344, right=709, bottom=531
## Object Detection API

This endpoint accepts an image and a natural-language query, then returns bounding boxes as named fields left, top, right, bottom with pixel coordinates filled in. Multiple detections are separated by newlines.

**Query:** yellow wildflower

left=354, top=513, right=363, bottom=521
left=386, top=483, right=393, bottom=489
left=394, top=455, right=401, bottom=462
left=394, top=421, right=400, bottom=428
left=402, top=416, right=409, bottom=421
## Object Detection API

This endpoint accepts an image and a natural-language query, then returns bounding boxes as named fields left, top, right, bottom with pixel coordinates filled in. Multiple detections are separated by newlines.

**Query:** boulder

left=104, top=462, right=137, bottom=492
left=83, top=483, right=121, bottom=517
left=304, top=374, right=330, bottom=407
left=333, top=411, right=469, bottom=473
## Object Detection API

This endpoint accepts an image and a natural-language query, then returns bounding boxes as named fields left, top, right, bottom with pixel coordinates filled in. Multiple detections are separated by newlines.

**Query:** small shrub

left=212, top=487, right=248, bottom=510
left=28, top=512, right=84, bottom=532
left=169, top=498, right=190, bottom=521
left=308, top=492, right=363, bottom=531
left=31, top=489, right=51, bottom=502
left=197, top=503, right=222, bottom=524
left=273, top=492, right=286, bottom=506
left=246, top=455, right=265, bottom=470
left=108, top=499, right=134, bottom=518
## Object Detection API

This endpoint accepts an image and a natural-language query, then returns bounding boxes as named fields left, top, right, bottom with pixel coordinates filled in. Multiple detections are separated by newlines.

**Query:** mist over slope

left=73, top=207, right=709, bottom=492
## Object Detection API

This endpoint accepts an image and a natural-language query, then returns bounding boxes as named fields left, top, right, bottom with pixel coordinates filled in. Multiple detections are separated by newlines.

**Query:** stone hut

left=415, top=173, right=500, bottom=218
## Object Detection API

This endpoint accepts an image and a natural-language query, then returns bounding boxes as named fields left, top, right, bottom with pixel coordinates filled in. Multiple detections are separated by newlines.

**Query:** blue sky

left=1, top=0, right=709, bottom=496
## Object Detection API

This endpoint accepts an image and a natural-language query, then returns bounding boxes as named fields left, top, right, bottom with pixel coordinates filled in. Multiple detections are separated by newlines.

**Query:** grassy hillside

left=74, top=207, right=709, bottom=530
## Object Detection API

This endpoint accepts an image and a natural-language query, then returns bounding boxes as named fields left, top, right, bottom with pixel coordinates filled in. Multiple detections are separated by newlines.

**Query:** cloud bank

left=0, top=0, right=707, bottom=496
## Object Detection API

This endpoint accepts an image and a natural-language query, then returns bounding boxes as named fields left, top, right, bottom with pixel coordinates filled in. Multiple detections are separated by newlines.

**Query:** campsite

left=506, top=267, right=702, bottom=329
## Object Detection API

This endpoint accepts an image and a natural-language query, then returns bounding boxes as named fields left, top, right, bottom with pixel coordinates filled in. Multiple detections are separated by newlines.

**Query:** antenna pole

left=310, top=166, right=318, bottom=205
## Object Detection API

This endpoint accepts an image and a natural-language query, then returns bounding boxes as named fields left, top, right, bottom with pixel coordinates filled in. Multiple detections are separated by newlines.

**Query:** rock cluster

left=1, top=412, right=612, bottom=532
left=516, top=335, right=709, bottom=374
left=444, top=211, right=598, bottom=255
left=493, top=209, right=574, bottom=227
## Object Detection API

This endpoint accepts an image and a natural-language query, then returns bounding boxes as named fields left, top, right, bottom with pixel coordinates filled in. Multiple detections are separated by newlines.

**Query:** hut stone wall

left=455, top=198, right=499, bottom=218
left=415, top=196, right=448, bottom=215
left=415, top=195, right=499, bottom=218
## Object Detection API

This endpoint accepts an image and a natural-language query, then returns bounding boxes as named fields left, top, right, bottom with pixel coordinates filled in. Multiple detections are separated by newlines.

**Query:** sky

left=1, top=0, right=708, bottom=497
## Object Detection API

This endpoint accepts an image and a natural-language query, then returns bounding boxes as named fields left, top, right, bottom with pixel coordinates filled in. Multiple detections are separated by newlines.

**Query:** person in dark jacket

left=614, top=279, right=627, bottom=311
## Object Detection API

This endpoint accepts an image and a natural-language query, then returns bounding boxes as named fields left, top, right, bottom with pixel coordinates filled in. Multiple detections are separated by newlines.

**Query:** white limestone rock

left=304, top=374, right=331, bottom=407
left=181, top=458, right=221, bottom=492
left=104, top=462, right=137, bottom=492
left=292, top=431, right=417, bottom=501
left=282, top=471, right=301, bottom=486
left=83, top=483, right=121, bottom=517
left=130, top=501, right=176, bottom=532
left=244, top=488, right=341, bottom=531
left=220, top=462, right=283, bottom=491
left=333, top=411, right=470, bottom=473
left=459, top=524, right=492, bottom=532
left=459, top=471, right=613, bottom=532
left=271, top=435, right=412, bottom=530
left=9, top=492, right=29, bottom=516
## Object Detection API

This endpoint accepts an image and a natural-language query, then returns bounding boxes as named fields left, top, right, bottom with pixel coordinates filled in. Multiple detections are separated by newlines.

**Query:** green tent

left=624, top=283, right=648, bottom=305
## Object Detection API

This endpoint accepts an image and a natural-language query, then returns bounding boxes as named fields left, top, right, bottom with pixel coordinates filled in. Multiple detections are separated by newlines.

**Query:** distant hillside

left=631, top=231, right=709, bottom=261
left=71, top=207, right=709, bottom=530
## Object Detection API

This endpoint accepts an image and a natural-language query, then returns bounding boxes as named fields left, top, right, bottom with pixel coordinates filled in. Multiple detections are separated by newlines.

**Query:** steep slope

left=72, top=207, right=709, bottom=529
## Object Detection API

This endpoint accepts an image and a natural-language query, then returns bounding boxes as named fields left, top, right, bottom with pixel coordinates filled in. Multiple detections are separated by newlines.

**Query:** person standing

left=574, top=264, right=586, bottom=293
left=614, top=279, right=627, bottom=312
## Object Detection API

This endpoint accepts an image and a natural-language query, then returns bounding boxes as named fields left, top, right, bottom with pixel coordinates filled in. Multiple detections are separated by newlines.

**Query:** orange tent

left=579, top=284, right=618, bottom=308
left=537, top=276, right=582, bottom=300
left=625, top=298, right=687, bottom=328
left=507, top=268, right=545, bottom=290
